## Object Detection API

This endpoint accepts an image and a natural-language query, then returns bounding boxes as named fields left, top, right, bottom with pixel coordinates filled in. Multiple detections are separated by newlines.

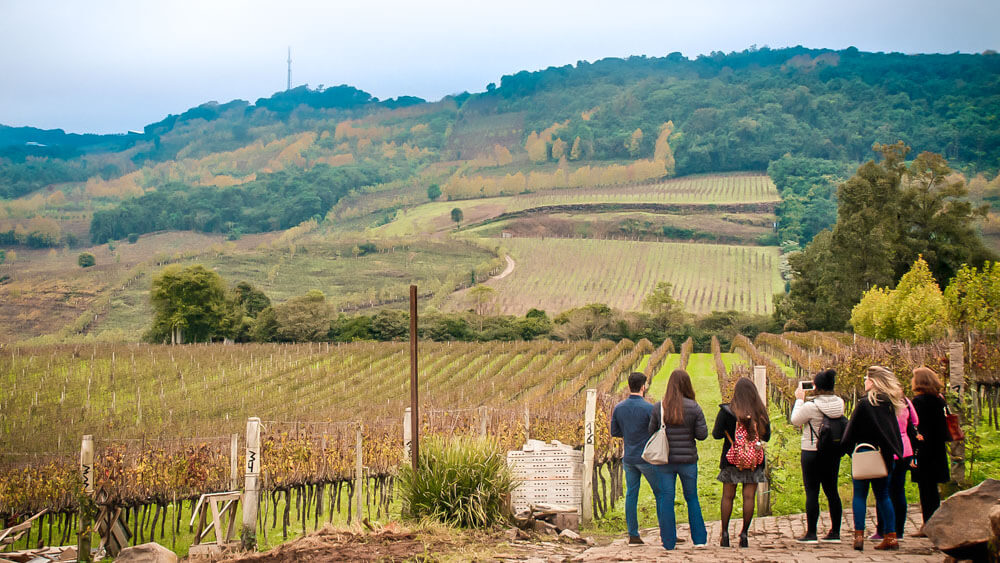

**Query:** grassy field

left=373, top=173, right=778, bottom=237
left=447, top=238, right=785, bottom=316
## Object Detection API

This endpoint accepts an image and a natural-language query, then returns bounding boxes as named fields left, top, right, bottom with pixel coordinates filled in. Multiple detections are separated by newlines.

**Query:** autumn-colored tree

left=551, top=138, right=568, bottom=161
left=570, top=136, right=582, bottom=161
left=626, top=128, right=644, bottom=158
left=850, top=256, right=948, bottom=343
left=944, top=261, right=1000, bottom=336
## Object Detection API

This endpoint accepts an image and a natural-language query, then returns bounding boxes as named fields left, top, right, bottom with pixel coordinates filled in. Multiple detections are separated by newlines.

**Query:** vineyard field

left=374, top=173, right=778, bottom=237
left=448, top=238, right=785, bottom=315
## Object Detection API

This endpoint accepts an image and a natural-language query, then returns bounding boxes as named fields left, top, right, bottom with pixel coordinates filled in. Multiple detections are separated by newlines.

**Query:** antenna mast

left=287, top=47, right=292, bottom=91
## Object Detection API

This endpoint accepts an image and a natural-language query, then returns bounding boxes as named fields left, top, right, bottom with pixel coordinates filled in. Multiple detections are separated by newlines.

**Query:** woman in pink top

left=874, top=396, right=920, bottom=539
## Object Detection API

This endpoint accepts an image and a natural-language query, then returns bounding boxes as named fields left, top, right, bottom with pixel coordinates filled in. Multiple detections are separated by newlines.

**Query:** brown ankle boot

left=853, top=530, right=864, bottom=551
left=874, top=532, right=899, bottom=550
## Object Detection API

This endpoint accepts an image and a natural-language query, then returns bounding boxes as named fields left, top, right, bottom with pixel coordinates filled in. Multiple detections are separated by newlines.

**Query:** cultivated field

left=374, top=173, right=779, bottom=237
left=448, top=238, right=785, bottom=315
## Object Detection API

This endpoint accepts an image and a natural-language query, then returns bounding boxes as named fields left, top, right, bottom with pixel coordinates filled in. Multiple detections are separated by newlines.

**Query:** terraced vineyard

left=449, top=238, right=785, bottom=315
left=375, top=173, right=778, bottom=237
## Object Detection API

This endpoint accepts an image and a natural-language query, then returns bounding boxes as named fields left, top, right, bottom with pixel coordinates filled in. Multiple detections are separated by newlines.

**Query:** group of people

left=610, top=365, right=952, bottom=552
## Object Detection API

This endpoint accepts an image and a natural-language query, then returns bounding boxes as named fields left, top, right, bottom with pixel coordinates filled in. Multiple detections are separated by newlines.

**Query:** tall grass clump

left=398, top=436, right=516, bottom=528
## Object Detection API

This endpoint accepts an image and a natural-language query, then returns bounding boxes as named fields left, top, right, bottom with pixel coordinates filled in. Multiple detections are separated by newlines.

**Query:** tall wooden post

left=523, top=406, right=530, bottom=441
left=78, top=435, right=94, bottom=562
left=241, top=418, right=261, bottom=550
left=355, top=425, right=363, bottom=524
left=948, top=342, right=966, bottom=484
left=230, top=433, right=239, bottom=491
left=479, top=406, right=489, bottom=437
left=582, top=389, right=597, bottom=523
left=409, top=285, right=419, bottom=472
left=752, top=366, right=771, bottom=515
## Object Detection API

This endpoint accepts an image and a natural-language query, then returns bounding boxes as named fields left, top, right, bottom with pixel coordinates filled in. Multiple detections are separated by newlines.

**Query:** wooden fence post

left=752, top=366, right=771, bottom=516
left=948, top=342, right=966, bottom=484
left=78, top=435, right=94, bottom=562
left=523, top=406, right=530, bottom=441
left=355, top=425, right=363, bottom=524
left=241, top=418, right=261, bottom=550
left=479, top=406, right=488, bottom=437
left=582, top=389, right=597, bottom=523
left=230, top=434, right=239, bottom=491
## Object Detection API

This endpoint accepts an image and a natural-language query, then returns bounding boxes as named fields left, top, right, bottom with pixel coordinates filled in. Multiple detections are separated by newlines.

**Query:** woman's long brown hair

left=729, top=377, right=769, bottom=439
left=662, top=369, right=696, bottom=425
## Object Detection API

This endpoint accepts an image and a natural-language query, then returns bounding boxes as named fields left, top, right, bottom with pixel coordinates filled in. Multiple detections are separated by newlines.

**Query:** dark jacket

left=611, top=395, right=654, bottom=465
left=647, top=398, right=709, bottom=464
left=841, top=394, right=904, bottom=471
left=911, top=393, right=950, bottom=484
left=712, top=404, right=771, bottom=470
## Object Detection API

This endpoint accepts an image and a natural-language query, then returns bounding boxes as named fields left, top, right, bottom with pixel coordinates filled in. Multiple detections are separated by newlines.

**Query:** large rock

left=925, top=478, right=1000, bottom=561
left=115, top=542, right=178, bottom=563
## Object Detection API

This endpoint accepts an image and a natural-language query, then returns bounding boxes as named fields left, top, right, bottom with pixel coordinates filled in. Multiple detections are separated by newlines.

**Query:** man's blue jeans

left=655, top=462, right=708, bottom=549
left=852, top=462, right=895, bottom=533
left=623, top=461, right=664, bottom=539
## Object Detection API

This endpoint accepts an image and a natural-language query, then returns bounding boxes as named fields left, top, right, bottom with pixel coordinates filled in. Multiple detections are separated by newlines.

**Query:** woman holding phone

left=790, top=369, right=845, bottom=543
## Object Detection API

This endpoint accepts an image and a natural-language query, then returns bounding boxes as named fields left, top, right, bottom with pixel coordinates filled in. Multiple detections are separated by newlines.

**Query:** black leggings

left=801, top=450, right=842, bottom=534
left=916, top=478, right=941, bottom=523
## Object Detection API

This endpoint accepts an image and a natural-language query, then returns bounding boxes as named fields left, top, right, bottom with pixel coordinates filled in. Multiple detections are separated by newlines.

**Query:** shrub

left=127, top=233, right=139, bottom=244
left=398, top=436, right=516, bottom=528
left=77, top=252, right=96, bottom=268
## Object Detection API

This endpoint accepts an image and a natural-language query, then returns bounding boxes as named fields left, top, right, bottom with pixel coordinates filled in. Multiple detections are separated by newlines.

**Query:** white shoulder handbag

left=642, top=404, right=670, bottom=465
left=851, top=442, right=888, bottom=479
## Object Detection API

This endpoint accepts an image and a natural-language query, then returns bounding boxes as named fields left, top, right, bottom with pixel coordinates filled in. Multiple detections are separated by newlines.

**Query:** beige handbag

left=851, top=443, right=888, bottom=479
left=641, top=406, right=670, bottom=465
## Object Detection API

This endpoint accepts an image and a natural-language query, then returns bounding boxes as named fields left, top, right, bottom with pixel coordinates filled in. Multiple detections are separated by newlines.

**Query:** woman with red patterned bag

left=712, top=377, right=770, bottom=548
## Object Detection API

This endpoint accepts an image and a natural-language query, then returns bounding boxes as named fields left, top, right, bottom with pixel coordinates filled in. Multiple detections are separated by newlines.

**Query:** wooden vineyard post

left=948, top=342, right=966, bottom=484
left=230, top=433, right=239, bottom=491
left=752, top=366, right=771, bottom=516
left=409, top=285, right=419, bottom=473
left=355, top=425, right=363, bottom=524
left=241, top=418, right=261, bottom=550
left=524, top=406, right=530, bottom=441
left=403, top=407, right=412, bottom=463
left=78, top=435, right=94, bottom=562
left=582, top=389, right=597, bottom=524
left=479, top=406, right=488, bottom=437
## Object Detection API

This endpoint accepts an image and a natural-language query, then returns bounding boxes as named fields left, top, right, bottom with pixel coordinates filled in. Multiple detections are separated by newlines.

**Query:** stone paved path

left=497, top=504, right=940, bottom=562
left=572, top=505, right=938, bottom=562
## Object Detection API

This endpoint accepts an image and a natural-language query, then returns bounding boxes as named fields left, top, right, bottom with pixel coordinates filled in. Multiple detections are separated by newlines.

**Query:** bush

left=127, top=233, right=140, bottom=244
left=77, top=252, right=96, bottom=268
left=398, top=436, right=516, bottom=528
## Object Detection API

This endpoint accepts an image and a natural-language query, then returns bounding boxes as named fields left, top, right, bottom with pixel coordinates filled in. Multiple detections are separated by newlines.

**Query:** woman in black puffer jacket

left=647, top=369, right=708, bottom=549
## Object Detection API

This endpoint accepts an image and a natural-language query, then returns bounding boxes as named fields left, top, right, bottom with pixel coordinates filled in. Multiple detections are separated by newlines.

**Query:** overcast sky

left=2, top=0, right=997, bottom=134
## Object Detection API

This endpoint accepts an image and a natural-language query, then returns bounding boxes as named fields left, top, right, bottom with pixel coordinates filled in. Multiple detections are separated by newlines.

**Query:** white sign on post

left=753, top=366, right=767, bottom=406
left=581, top=389, right=597, bottom=523
left=80, top=435, right=94, bottom=494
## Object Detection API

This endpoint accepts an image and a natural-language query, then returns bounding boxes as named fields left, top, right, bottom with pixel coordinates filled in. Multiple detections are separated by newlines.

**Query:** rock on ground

left=925, top=478, right=1000, bottom=561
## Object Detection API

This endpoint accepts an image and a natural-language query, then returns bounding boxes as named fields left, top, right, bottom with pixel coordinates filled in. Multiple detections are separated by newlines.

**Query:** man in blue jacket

left=610, top=371, right=661, bottom=545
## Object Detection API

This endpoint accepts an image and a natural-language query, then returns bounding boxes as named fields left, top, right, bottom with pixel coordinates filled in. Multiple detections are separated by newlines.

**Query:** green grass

left=447, top=239, right=784, bottom=316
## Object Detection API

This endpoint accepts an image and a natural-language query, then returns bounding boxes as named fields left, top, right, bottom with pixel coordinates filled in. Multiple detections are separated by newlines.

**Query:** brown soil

left=218, top=523, right=477, bottom=563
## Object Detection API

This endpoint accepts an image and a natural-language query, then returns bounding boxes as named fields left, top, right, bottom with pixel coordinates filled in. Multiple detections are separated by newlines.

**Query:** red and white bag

left=726, top=422, right=765, bottom=470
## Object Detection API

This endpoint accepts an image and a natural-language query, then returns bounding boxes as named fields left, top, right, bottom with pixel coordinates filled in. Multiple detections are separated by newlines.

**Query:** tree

left=569, top=137, right=582, bottom=161
left=77, top=252, right=96, bottom=268
left=148, top=264, right=232, bottom=344
left=626, top=128, right=644, bottom=158
left=642, top=281, right=686, bottom=330
left=233, top=281, right=271, bottom=318
left=850, top=257, right=948, bottom=343
left=944, top=261, right=1000, bottom=336
left=427, top=183, right=441, bottom=201
left=273, top=290, right=333, bottom=342
left=451, top=207, right=464, bottom=226
left=780, top=143, right=996, bottom=330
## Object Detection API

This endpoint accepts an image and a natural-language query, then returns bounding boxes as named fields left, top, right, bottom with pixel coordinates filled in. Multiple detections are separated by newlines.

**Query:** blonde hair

left=866, top=366, right=905, bottom=414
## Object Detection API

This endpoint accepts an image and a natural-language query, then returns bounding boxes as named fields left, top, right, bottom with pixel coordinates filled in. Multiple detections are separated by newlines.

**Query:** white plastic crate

left=507, top=441, right=583, bottom=515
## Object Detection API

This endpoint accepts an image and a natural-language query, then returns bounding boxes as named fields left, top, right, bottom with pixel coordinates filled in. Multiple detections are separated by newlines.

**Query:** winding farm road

left=493, top=255, right=516, bottom=280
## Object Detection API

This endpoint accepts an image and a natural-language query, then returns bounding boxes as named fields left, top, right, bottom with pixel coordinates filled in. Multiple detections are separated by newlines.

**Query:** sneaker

left=868, top=532, right=883, bottom=540
left=820, top=532, right=841, bottom=543
left=796, top=533, right=818, bottom=543
left=628, top=535, right=644, bottom=546
left=693, top=543, right=708, bottom=549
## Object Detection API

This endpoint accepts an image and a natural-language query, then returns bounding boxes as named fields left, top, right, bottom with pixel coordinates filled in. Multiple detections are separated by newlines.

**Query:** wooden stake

left=241, top=418, right=261, bottom=550
left=355, top=425, right=363, bottom=524
left=78, top=435, right=94, bottom=562
left=403, top=407, right=411, bottom=463
left=752, top=366, right=771, bottom=515
left=230, top=434, right=239, bottom=491
left=582, top=389, right=597, bottom=523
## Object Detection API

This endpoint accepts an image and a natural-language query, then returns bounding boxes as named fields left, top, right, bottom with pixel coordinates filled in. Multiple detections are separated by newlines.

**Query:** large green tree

left=148, top=265, right=233, bottom=343
left=778, top=143, right=996, bottom=330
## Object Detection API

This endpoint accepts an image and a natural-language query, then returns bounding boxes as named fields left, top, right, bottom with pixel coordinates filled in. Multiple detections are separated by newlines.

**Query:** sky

left=1, top=0, right=998, bottom=134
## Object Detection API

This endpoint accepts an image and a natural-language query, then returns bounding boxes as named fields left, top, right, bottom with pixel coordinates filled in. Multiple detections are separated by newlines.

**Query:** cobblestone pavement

left=498, top=505, right=941, bottom=562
